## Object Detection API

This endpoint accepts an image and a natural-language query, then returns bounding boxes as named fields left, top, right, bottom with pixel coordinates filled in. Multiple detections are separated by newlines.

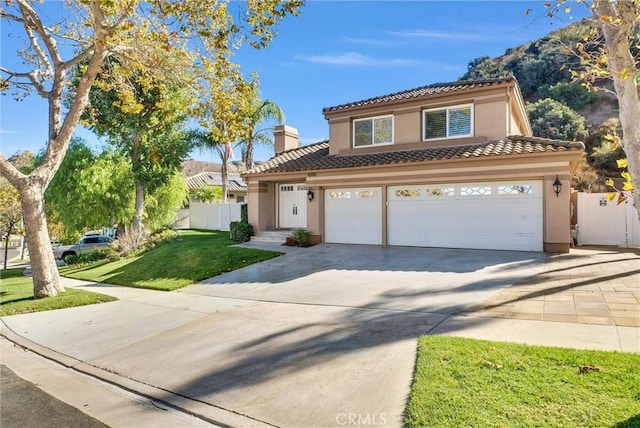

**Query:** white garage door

left=325, top=187, right=382, bottom=245
left=388, top=181, right=543, bottom=251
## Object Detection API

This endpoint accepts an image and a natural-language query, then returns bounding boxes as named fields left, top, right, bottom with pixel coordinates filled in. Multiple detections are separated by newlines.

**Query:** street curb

left=0, top=321, right=275, bottom=428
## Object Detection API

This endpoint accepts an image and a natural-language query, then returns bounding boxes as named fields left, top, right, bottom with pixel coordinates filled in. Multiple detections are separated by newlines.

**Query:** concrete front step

left=250, top=230, right=292, bottom=244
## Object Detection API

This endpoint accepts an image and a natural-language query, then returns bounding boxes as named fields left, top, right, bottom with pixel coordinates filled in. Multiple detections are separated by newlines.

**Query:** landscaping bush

left=111, top=228, right=149, bottom=254
left=230, top=221, right=253, bottom=242
left=65, top=248, right=115, bottom=265
left=240, top=203, right=249, bottom=223
left=285, top=229, right=312, bottom=247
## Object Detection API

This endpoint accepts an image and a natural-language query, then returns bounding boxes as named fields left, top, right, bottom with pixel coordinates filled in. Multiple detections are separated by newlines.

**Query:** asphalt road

left=0, top=365, right=108, bottom=428
left=0, top=247, right=20, bottom=268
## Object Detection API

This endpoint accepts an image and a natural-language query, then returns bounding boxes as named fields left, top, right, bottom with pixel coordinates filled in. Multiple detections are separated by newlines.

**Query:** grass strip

left=406, top=335, right=640, bottom=428
left=60, top=229, right=282, bottom=291
left=1, top=268, right=116, bottom=316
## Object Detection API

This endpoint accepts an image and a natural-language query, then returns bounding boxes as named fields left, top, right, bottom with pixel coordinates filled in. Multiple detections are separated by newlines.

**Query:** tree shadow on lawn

left=615, top=414, right=640, bottom=428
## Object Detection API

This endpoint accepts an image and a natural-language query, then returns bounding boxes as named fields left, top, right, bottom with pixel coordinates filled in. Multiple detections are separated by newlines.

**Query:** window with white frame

left=423, top=104, right=473, bottom=140
left=353, top=115, right=393, bottom=147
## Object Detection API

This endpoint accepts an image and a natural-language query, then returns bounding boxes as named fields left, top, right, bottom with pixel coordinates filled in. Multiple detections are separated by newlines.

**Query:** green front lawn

left=0, top=268, right=116, bottom=317
left=406, top=336, right=640, bottom=428
left=59, top=229, right=282, bottom=291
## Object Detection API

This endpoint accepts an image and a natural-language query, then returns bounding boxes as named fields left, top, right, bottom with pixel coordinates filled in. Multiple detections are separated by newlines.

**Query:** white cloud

left=389, top=29, right=484, bottom=41
left=0, top=129, right=19, bottom=135
left=297, top=52, right=420, bottom=67
left=341, top=36, right=396, bottom=47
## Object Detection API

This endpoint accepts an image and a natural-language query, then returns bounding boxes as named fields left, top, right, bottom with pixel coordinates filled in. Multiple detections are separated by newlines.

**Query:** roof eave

left=322, top=78, right=517, bottom=118
left=242, top=147, right=584, bottom=179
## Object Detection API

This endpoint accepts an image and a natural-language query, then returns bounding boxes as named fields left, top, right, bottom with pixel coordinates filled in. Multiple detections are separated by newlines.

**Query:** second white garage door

left=388, top=181, right=543, bottom=251
left=325, top=187, right=382, bottom=245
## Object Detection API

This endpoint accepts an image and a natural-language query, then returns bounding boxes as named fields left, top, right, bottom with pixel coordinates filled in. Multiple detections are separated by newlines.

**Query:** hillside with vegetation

left=461, top=18, right=624, bottom=191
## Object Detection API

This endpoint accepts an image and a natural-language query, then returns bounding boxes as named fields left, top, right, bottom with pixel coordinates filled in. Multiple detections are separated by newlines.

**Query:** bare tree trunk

left=131, top=133, right=145, bottom=233
left=243, top=135, right=255, bottom=170
left=21, top=184, right=64, bottom=298
left=221, top=155, right=228, bottom=204
left=133, top=179, right=145, bottom=234
left=595, top=0, right=640, bottom=222
left=3, top=232, right=10, bottom=270
left=20, top=235, right=27, bottom=260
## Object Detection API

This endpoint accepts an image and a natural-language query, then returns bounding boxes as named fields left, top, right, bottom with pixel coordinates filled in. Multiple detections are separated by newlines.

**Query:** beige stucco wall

left=328, top=118, right=351, bottom=155
left=474, top=98, right=508, bottom=141
left=543, top=174, right=571, bottom=252
left=245, top=151, right=578, bottom=253
left=306, top=185, right=323, bottom=242
left=247, top=181, right=275, bottom=231
left=324, top=84, right=530, bottom=155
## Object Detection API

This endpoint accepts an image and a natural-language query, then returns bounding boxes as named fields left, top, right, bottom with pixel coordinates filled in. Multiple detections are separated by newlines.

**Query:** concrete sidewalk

left=1, top=246, right=638, bottom=428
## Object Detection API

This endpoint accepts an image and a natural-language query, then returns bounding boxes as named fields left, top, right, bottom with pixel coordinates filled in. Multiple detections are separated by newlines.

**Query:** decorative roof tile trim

left=322, top=76, right=517, bottom=113
left=243, top=136, right=584, bottom=176
left=186, top=172, right=247, bottom=192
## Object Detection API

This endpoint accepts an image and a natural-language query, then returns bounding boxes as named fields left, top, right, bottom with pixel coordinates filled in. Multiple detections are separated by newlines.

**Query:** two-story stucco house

left=243, top=77, right=584, bottom=253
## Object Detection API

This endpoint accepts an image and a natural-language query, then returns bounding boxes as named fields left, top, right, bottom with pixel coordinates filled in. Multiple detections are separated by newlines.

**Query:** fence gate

left=576, top=193, right=640, bottom=246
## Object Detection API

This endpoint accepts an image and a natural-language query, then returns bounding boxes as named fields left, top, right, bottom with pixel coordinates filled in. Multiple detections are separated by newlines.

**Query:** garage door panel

left=388, top=181, right=543, bottom=251
left=325, top=187, right=382, bottom=245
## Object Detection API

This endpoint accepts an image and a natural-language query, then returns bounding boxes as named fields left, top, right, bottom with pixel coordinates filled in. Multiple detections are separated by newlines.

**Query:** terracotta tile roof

left=323, top=77, right=517, bottom=113
left=187, top=172, right=246, bottom=192
left=244, top=136, right=584, bottom=176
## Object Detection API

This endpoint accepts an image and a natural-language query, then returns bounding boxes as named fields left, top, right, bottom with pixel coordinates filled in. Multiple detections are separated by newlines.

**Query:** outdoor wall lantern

left=307, top=189, right=315, bottom=202
left=552, top=175, right=562, bottom=197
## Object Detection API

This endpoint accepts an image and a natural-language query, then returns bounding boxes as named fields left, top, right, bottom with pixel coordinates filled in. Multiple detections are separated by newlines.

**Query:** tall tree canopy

left=43, top=139, right=135, bottom=237
left=80, top=55, right=194, bottom=235
left=239, top=96, right=285, bottom=170
left=526, top=98, right=588, bottom=141
left=0, top=0, right=303, bottom=298
left=547, top=0, right=639, bottom=220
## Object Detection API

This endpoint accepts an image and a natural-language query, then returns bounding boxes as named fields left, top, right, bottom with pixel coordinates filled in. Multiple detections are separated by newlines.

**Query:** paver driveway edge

left=0, top=321, right=275, bottom=428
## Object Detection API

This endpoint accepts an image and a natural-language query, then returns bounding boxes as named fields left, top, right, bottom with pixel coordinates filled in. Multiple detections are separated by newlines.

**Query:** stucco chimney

left=274, top=125, right=299, bottom=154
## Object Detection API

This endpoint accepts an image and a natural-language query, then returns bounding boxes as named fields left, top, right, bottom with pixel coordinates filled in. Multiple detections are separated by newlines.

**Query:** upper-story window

left=423, top=104, right=473, bottom=140
left=353, top=115, right=393, bottom=147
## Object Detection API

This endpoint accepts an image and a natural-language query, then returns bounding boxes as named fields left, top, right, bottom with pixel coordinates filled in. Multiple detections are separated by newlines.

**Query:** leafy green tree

left=144, top=172, right=189, bottom=231
left=538, top=82, right=598, bottom=110
left=239, top=97, right=285, bottom=170
left=0, top=183, right=22, bottom=270
left=44, top=140, right=135, bottom=237
left=586, top=118, right=624, bottom=172
left=546, top=0, right=639, bottom=220
left=0, top=0, right=302, bottom=297
left=191, top=185, right=224, bottom=203
left=591, top=139, right=626, bottom=172
left=82, top=56, right=194, bottom=235
left=461, top=56, right=510, bottom=80
left=192, top=59, right=260, bottom=202
left=526, top=98, right=587, bottom=141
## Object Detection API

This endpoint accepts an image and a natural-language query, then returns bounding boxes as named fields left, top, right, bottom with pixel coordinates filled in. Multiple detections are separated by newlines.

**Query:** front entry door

left=278, top=183, right=307, bottom=228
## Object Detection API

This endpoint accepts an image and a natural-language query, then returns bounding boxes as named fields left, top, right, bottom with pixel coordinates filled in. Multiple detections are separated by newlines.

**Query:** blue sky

left=1, top=1, right=589, bottom=165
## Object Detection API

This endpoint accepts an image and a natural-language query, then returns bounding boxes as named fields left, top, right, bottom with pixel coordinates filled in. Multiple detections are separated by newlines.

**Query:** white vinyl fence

left=174, top=203, right=242, bottom=231
left=576, top=193, right=640, bottom=247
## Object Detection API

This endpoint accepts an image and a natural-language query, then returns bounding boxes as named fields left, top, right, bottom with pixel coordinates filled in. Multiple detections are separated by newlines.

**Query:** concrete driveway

left=2, top=244, right=549, bottom=428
